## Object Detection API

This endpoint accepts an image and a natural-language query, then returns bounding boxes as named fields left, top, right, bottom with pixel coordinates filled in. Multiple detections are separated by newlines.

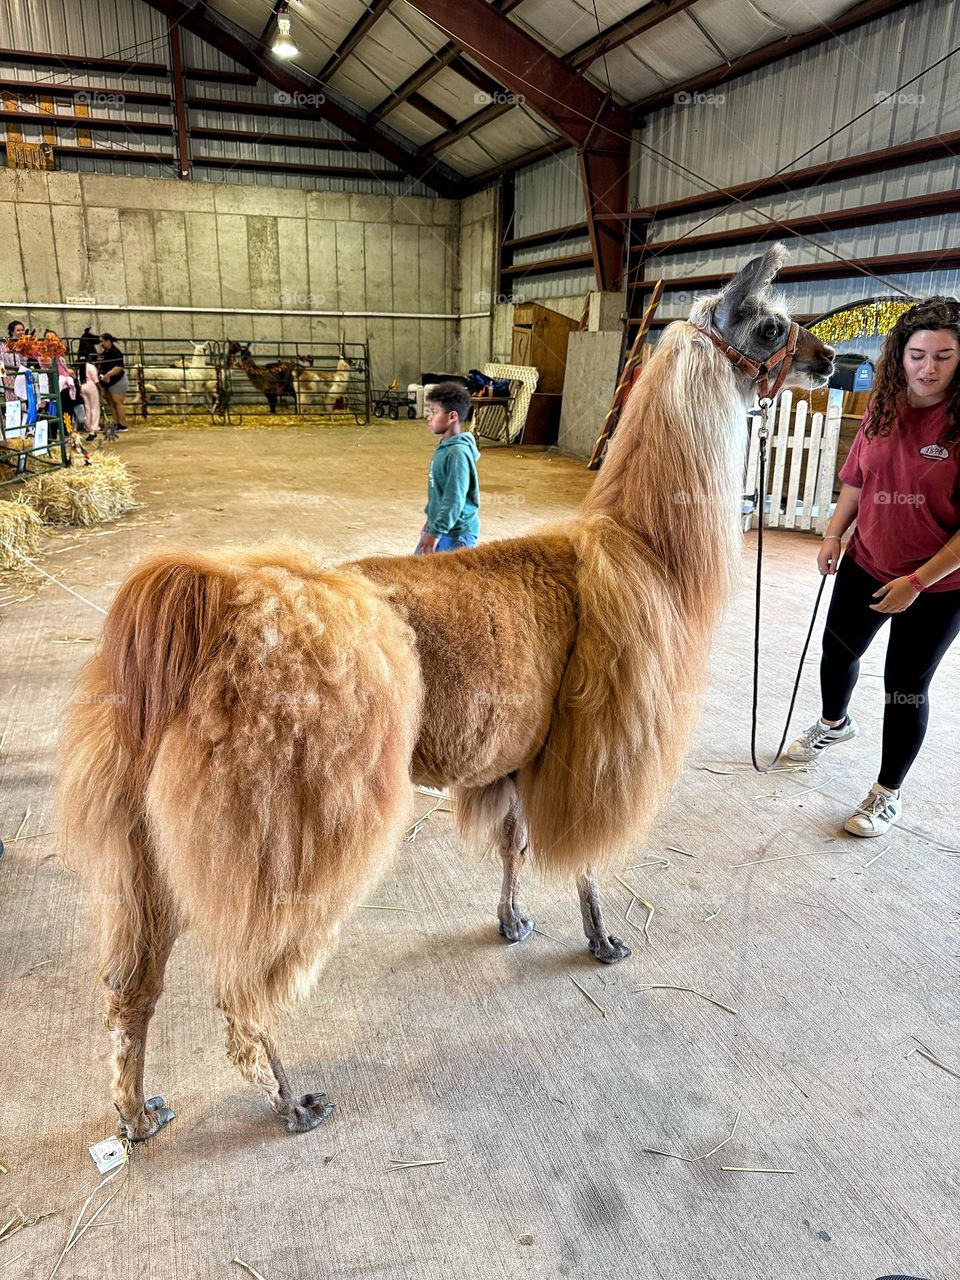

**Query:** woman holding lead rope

left=788, top=298, right=960, bottom=836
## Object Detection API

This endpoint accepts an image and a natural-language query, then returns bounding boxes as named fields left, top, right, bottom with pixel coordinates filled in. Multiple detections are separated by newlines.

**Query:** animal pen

left=0, top=367, right=69, bottom=488
left=122, top=337, right=371, bottom=424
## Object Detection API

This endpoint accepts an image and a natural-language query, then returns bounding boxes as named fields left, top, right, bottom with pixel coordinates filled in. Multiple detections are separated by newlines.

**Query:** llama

left=59, top=247, right=833, bottom=1141
left=137, top=342, right=219, bottom=415
left=226, top=341, right=305, bottom=413
left=296, top=352, right=354, bottom=412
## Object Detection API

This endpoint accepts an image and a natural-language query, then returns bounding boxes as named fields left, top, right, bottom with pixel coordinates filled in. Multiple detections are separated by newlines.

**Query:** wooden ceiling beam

left=140, top=0, right=459, bottom=194
left=318, top=0, right=394, bottom=83
left=406, top=0, right=631, bottom=290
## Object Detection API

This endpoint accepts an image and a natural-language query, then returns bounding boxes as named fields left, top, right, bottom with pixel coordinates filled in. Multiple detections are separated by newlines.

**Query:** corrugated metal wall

left=505, top=266, right=595, bottom=303
left=633, top=0, right=960, bottom=335
left=633, top=0, right=960, bottom=207
left=0, top=0, right=167, bottom=62
left=513, top=151, right=585, bottom=237
left=180, top=31, right=435, bottom=196
left=507, top=150, right=590, bottom=302
left=0, top=0, right=170, bottom=177
left=0, top=0, right=436, bottom=195
left=508, top=0, right=960, bottom=316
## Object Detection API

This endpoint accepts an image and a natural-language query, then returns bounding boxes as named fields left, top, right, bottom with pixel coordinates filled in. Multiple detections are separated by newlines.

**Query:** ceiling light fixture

left=271, top=5, right=299, bottom=59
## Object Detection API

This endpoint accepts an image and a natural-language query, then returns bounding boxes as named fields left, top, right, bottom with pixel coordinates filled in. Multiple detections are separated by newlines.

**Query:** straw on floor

left=0, top=501, right=42, bottom=570
left=16, top=455, right=136, bottom=527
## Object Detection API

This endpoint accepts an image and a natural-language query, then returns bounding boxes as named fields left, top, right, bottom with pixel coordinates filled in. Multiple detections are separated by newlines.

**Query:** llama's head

left=689, top=244, right=834, bottom=395
left=193, top=341, right=212, bottom=358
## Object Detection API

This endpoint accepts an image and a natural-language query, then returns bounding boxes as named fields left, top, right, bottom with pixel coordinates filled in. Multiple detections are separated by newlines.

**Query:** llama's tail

left=62, top=547, right=424, bottom=1025
left=58, top=551, right=235, bottom=982
left=102, top=550, right=233, bottom=775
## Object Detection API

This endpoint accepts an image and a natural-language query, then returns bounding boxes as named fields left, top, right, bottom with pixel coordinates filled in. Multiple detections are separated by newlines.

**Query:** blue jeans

left=414, top=532, right=478, bottom=555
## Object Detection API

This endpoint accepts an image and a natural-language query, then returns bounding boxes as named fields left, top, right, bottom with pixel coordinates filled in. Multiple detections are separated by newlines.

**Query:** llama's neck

left=580, top=325, right=748, bottom=616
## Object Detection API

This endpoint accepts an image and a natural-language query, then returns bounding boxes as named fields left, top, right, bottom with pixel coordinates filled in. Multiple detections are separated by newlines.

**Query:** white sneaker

left=844, top=783, right=902, bottom=838
left=786, top=714, right=860, bottom=763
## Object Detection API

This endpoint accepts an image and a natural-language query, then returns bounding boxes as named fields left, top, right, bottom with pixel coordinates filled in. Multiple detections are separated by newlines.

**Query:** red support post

left=403, top=0, right=630, bottom=291
left=578, top=147, right=630, bottom=295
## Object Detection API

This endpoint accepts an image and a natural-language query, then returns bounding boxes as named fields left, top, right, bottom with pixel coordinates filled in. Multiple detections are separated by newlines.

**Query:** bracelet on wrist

left=907, top=571, right=926, bottom=592
left=822, top=534, right=841, bottom=542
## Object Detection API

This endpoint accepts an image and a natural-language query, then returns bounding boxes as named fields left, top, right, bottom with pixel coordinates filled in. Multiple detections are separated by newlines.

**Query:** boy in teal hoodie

left=415, top=381, right=480, bottom=554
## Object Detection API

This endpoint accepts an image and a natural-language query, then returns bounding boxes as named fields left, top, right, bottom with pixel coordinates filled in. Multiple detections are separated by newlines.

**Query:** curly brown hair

left=425, top=380, right=473, bottom=423
left=866, top=296, right=960, bottom=446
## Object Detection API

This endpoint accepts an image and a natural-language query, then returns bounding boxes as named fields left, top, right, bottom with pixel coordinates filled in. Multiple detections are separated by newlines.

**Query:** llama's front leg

left=223, top=1015, right=334, bottom=1134
left=576, top=870, right=631, bottom=965
left=498, top=806, right=534, bottom=943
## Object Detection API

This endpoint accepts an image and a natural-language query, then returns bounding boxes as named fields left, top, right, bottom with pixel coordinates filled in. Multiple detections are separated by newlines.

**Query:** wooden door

left=512, top=327, right=533, bottom=366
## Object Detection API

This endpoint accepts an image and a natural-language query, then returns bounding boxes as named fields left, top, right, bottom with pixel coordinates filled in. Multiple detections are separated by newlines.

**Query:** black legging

left=821, top=554, right=960, bottom=789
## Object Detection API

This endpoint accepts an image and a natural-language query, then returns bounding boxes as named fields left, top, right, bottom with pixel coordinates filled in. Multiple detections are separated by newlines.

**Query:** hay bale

left=0, top=500, right=42, bottom=570
left=20, top=455, right=136, bottom=527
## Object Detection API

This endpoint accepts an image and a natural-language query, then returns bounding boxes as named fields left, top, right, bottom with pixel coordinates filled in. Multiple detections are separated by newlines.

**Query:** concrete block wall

left=457, top=187, right=497, bottom=374
left=0, top=169, right=467, bottom=390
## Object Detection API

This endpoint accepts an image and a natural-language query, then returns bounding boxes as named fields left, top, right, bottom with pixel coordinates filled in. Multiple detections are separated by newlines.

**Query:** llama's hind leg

left=498, top=801, right=534, bottom=943
left=217, top=942, right=338, bottom=1134
left=222, top=1015, right=334, bottom=1134
left=105, top=913, right=178, bottom=1141
left=576, top=869, right=631, bottom=965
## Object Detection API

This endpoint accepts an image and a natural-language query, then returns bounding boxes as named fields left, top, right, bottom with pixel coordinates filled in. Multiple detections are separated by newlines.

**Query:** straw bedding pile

left=17, top=455, right=136, bottom=527
left=138, top=411, right=367, bottom=431
left=0, top=500, right=42, bottom=570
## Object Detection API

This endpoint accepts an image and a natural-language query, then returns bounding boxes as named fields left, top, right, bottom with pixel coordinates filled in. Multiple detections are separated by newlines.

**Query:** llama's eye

left=760, top=320, right=781, bottom=342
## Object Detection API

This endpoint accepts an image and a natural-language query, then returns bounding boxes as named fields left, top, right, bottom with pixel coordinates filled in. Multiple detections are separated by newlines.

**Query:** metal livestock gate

left=220, top=339, right=370, bottom=424
left=71, top=337, right=372, bottom=424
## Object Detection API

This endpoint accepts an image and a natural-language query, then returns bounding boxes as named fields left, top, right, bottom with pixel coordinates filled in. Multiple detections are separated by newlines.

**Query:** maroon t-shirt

left=839, top=400, right=960, bottom=592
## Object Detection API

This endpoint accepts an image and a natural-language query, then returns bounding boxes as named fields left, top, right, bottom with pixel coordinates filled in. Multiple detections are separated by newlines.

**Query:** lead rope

left=749, top=410, right=829, bottom=773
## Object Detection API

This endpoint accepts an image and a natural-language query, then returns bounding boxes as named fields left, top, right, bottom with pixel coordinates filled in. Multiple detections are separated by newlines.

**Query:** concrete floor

left=1, top=419, right=958, bottom=1280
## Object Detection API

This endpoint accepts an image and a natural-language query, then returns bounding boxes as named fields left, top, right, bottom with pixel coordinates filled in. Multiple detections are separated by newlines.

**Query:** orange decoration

left=6, top=334, right=67, bottom=361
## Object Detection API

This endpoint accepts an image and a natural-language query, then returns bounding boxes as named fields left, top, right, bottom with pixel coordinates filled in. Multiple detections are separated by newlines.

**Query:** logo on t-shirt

left=919, top=443, right=949, bottom=460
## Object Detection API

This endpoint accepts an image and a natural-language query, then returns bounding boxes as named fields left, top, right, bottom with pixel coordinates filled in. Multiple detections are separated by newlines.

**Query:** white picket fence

left=743, top=387, right=844, bottom=534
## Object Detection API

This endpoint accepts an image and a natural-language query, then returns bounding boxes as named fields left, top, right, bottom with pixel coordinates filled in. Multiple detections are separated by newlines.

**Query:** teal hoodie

left=424, top=431, right=480, bottom=538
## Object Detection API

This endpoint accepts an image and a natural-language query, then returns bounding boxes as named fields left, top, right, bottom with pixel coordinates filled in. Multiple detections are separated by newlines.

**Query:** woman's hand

left=870, top=576, right=920, bottom=613
left=817, top=537, right=841, bottom=576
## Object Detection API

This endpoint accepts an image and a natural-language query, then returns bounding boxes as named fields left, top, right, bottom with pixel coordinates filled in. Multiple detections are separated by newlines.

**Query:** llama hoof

left=285, top=1093, right=335, bottom=1133
left=118, top=1095, right=176, bottom=1141
left=588, top=934, right=631, bottom=965
left=499, top=915, right=534, bottom=943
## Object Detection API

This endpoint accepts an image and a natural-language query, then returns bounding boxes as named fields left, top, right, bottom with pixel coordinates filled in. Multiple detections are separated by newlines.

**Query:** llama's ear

left=715, top=243, right=787, bottom=324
